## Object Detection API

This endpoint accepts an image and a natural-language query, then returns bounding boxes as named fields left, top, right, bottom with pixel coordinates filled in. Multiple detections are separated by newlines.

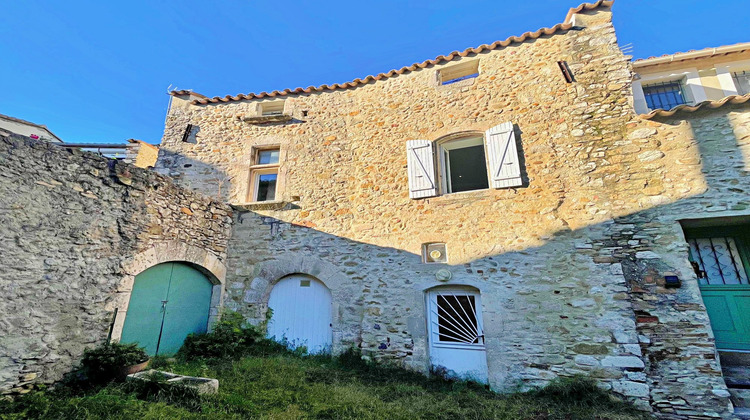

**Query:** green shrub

left=177, top=311, right=287, bottom=360
left=81, top=342, right=149, bottom=385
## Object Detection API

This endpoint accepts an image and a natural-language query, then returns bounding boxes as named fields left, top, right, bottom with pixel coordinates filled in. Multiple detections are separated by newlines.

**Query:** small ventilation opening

left=181, top=124, right=195, bottom=142
left=300, top=279, right=311, bottom=287
left=439, top=60, right=479, bottom=85
left=557, top=61, right=575, bottom=83
left=423, top=243, right=448, bottom=263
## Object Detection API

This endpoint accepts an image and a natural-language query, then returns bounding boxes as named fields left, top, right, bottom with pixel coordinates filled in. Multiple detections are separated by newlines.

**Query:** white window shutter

left=485, top=122, right=522, bottom=188
left=406, top=140, right=438, bottom=199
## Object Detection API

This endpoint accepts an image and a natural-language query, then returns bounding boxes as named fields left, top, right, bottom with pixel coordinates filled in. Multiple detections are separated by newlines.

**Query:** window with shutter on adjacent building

left=732, top=70, right=750, bottom=95
left=642, top=80, right=688, bottom=110
left=405, top=122, right=523, bottom=199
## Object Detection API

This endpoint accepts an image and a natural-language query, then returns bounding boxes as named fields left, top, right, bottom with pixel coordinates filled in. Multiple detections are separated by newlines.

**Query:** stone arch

left=245, top=255, right=363, bottom=353
left=433, top=129, right=485, bottom=144
left=110, top=241, right=227, bottom=342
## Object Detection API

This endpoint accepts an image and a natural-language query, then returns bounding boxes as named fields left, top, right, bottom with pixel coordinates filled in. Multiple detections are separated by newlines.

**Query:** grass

left=0, top=351, right=648, bottom=420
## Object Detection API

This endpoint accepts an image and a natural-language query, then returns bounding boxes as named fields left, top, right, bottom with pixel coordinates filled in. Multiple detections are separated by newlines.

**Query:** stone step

left=735, top=407, right=750, bottom=419
left=730, top=388, right=750, bottom=410
left=723, top=365, right=750, bottom=388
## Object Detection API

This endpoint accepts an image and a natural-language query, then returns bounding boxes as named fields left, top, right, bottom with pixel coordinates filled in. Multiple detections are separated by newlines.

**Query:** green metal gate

left=120, top=263, right=213, bottom=355
left=686, top=226, right=750, bottom=351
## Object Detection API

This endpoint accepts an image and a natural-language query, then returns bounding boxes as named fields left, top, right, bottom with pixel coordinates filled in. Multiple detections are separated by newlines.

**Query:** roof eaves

left=173, top=1, right=614, bottom=106
left=639, top=93, right=750, bottom=119
left=633, top=42, right=750, bottom=67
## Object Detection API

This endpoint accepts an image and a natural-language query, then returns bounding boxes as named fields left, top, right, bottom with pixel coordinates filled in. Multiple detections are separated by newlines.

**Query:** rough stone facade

left=0, top=133, right=232, bottom=395
left=151, top=5, right=750, bottom=417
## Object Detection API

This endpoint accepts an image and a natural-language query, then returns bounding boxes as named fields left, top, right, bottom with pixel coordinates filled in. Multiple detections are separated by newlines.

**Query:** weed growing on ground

left=0, top=313, right=649, bottom=419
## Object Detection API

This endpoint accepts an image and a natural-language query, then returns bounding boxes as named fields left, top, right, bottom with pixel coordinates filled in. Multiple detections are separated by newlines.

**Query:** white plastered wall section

left=632, top=67, right=708, bottom=114
left=715, top=59, right=750, bottom=96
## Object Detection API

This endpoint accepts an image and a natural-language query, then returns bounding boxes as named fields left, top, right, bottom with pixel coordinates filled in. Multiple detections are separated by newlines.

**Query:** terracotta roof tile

left=171, top=1, right=614, bottom=105
left=639, top=93, right=750, bottom=119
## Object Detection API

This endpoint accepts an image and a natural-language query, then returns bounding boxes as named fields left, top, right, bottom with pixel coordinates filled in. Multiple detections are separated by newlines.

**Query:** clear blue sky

left=1, top=1, right=747, bottom=144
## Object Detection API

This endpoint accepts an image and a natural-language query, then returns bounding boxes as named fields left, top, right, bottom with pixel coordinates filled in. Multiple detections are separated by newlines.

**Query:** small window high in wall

left=261, top=101, right=285, bottom=116
left=439, top=60, right=479, bottom=85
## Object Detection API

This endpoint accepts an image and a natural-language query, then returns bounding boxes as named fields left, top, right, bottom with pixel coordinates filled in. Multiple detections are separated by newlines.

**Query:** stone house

left=4, top=0, right=750, bottom=418
left=150, top=1, right=750, bottom=417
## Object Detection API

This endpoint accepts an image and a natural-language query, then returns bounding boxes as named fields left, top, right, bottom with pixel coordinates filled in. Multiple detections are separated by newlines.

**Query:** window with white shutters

left=484, top=122, right=523, bottom=189
left=406, top=122, right=523, bottom=199
left=406, top=140, right=438, bottom=199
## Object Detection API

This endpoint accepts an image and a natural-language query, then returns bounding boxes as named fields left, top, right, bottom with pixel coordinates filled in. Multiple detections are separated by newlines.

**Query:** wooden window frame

left=247, top=146, right=281, bottom=203
left=436, top=136, right=489, bottom=195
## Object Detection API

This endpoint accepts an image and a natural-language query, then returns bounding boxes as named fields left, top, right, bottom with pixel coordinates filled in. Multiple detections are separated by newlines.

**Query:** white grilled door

left=267, top=275, right=333, bottom=354
left=427, top=288, right=488, bottom=383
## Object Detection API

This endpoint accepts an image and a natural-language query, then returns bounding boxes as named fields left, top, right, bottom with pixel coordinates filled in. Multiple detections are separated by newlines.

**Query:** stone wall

left=0, top=133, right=232, bottom=395
left=154, top=4, right=746, bottom=418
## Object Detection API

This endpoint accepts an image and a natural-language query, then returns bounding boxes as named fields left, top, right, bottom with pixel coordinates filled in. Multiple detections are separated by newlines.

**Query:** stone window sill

left=233, top=200, right=289, bottom=211
left=242, top=115, right=293, bottom=124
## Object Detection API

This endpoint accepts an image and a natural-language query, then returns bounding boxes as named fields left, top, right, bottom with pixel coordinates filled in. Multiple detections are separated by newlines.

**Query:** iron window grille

left=732, top=70, right=750, bottom=95
left=643, top=80, right=687, bottom=110
left=688, top=237, right=750, bottom=286
left=430, top=293, right=484, bottom=345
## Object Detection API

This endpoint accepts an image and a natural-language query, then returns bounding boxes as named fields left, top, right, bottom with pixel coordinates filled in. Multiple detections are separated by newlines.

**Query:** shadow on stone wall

left=218, top=107, right=750, bottom=416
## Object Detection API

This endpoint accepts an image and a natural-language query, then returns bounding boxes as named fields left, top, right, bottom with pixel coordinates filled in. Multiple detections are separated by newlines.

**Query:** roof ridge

left=639, top=93, right=750, bottom=119
left=172, top=0, right=614, bottom=105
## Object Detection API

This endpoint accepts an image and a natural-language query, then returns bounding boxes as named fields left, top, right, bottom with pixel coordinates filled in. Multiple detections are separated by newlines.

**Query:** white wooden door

left=267, top=275, right=333, bottom=354
left=427, top=288, right=488, bottom=383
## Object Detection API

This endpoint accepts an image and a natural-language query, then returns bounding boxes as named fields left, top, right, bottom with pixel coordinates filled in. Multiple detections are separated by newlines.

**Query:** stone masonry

left=151, top=3, right=750, bottom=417
left=153, top=2, right=750, bottom=416
left=0, top=133, right=232, bottom=395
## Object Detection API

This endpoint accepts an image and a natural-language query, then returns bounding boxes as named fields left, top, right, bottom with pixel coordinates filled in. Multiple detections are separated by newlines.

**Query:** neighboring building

left=632, top=42, right=750, bottom=114
left=0, top=113, right=63, bottom=143
left=107, top=1, right=750, bottom=417
left=60, top=139, right=159, bottom=169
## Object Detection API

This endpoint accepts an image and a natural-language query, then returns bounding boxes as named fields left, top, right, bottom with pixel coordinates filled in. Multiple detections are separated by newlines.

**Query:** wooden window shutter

left=485, top=122, right=523, bottom=189
left=406, top=140, right=438, bottom=199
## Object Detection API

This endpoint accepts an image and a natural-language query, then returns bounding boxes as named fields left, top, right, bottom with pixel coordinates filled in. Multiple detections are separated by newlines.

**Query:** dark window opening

left=446, top=144, right=489, bottom=193
left=256, top=174, right=277, bottom=202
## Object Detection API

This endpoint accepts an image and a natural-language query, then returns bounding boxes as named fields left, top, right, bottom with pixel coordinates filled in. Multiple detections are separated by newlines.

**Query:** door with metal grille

left=685, top=226, right=750, bottom=351
left=120, top=263, right=213, bottom=355
left=426, top=287, right=488, bottom=383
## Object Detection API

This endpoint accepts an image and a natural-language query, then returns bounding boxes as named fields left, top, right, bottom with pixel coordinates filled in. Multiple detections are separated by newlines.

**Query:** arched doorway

left=120, top=262, right=213, bottom=355
left=426, top=286, right=488, bottom=383
left=267, top=275, right=332, bottom=354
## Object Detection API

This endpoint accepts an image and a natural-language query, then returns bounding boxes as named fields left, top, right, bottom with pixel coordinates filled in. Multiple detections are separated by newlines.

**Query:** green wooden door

left=686, top=226, right=750, bottom=351
left=120, top=263, right=213, bottom=355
